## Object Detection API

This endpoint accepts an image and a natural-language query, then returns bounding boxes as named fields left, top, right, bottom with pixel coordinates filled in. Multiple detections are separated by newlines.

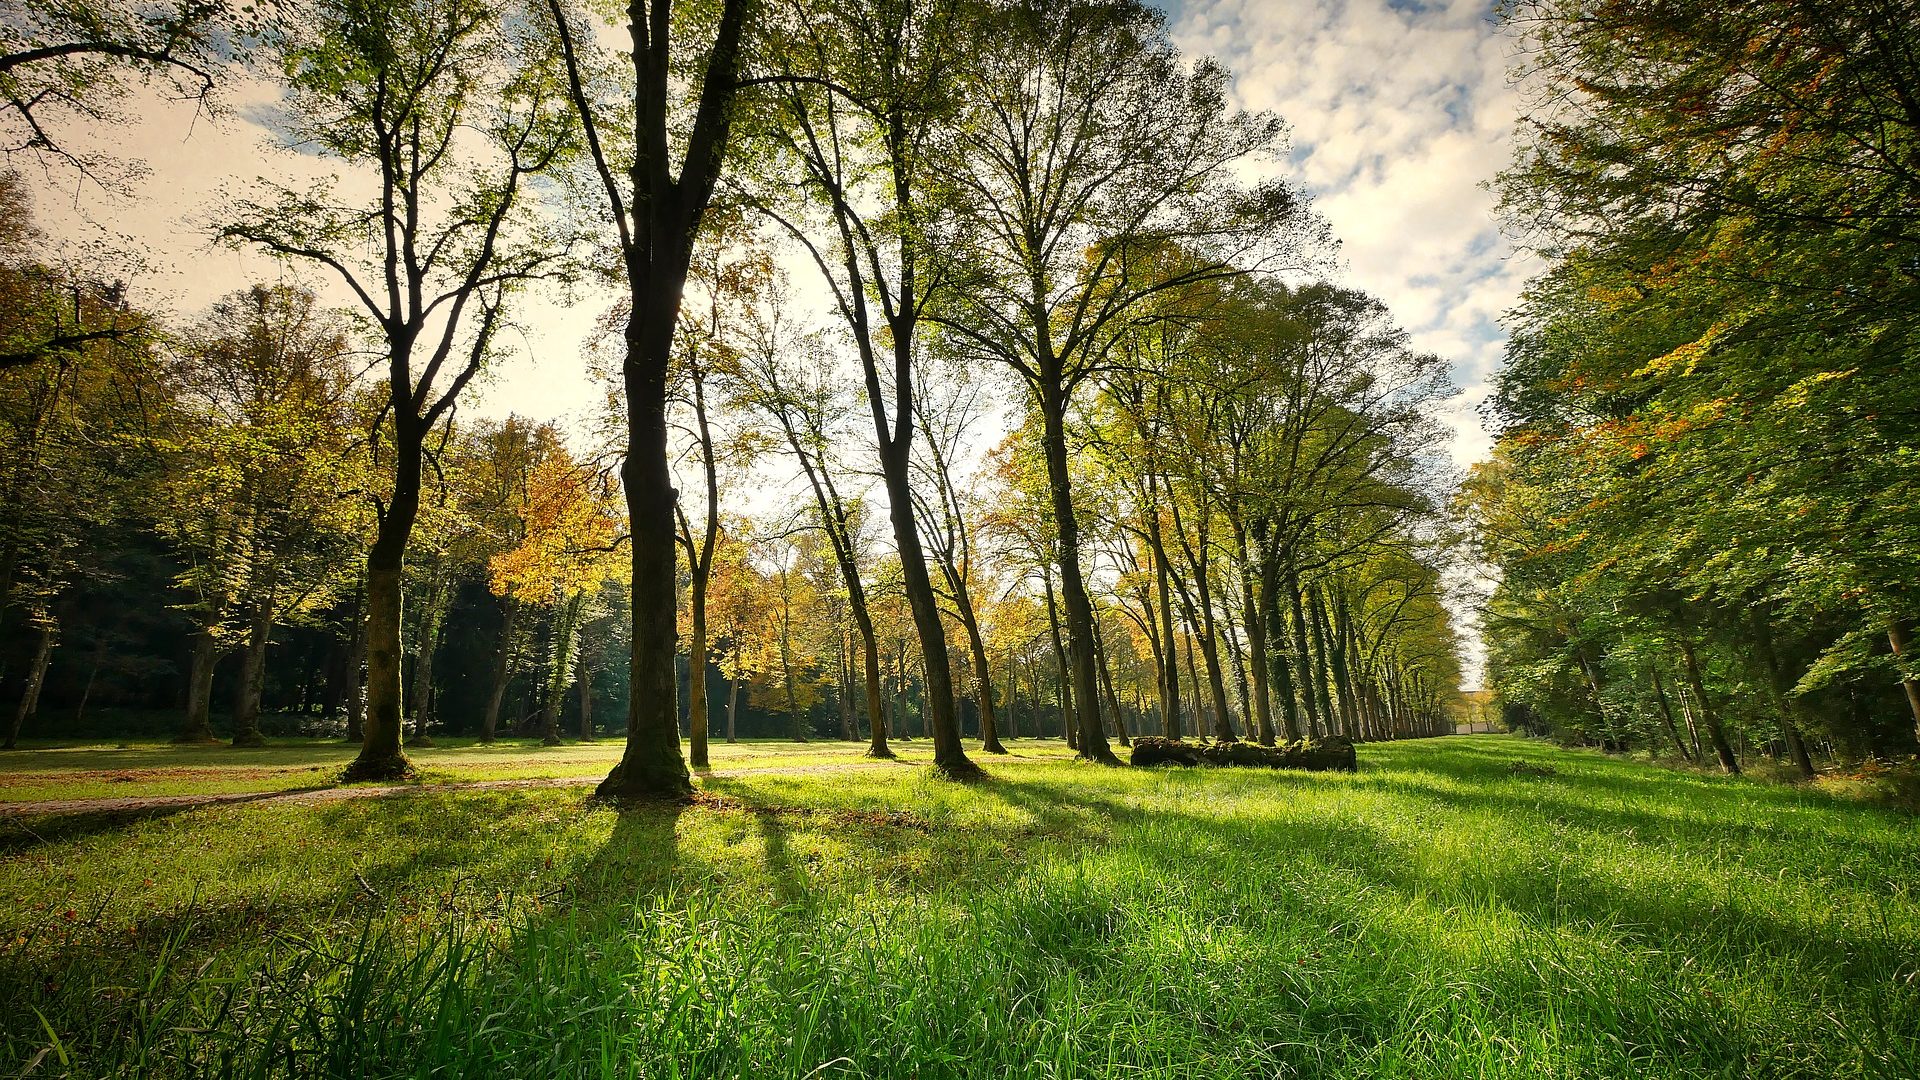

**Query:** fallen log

left=1129, top=735, right=1357, bottom=772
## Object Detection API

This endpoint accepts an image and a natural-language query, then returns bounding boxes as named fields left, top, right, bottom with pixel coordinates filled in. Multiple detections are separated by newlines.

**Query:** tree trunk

left=955, top=591, right=1005, bottom=754
left=1677, top=637, right=1739, bottom=774
left=1753, top=615, right=1814, bottom=779
left=1650, top=667, right=1693, bottom=762
left=1095, top=624, right=1130, bottom=747
left=1888, top=621, right=1920, bottom=747
left=346, top=415, right=423, bottom=782
left=406, top=574, right=445, bottom=748
left=726, top=674, right=740, bottom=743
left=178, top=628, right=220, bottom=744
left=688, top=586, right=712, bottom=766
left=578, top=661, right=595, bottom=741
left=4, top=622, right=54, bottom=749
left=1037, top=393, right=1116, bottom=763
left=599, top=303, right=695, bottom=800
left=230, top=598, right=272, bottom=747
left=1043, top=569, right=1076, bottom=747
left=1285, top=561, right=1321, bottom=738
left=481, top=598, right=517, bottom=743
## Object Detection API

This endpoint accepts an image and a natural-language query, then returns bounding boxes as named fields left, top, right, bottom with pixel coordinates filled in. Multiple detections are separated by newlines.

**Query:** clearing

left=2, top=735, right=1916, bottom=1078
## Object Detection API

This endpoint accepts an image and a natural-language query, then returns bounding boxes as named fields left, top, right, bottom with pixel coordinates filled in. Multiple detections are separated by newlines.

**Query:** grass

left=2, top=734, right=1916, bottom=1078
left=0, top=736, right=1079, bottom=803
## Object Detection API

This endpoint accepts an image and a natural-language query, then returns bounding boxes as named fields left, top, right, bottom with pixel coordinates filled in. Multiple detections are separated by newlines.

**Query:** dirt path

left=0, top=759, right=915, bottom=819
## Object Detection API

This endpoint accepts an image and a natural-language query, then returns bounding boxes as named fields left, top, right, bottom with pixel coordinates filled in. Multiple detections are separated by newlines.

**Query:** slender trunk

left=955, top=591, right=1005, bottom=754
left=344, top=608, right=367, bottom=743
left=542, top=593, right=584, bottom=747
left=4, top=623, right=54, bottom=749
left=579, top=660, right=595, bottom=741
left=1753, top=615, right=1815, bottom=779
left=1144, top=494, right=1183, bottom=740
left=726, top=674, right=740, bottom=743
left=1257, top=537, right=1301, bottom=741
left=689, top=593, right=712, bottom=766
left=1037, top=395, right=1114, bottom=763
left=1888, top=621, right=1920, bottom=747
left=178, top=627, right=220, bottom=743
left=481, top=599, right=517, bottom=743
left=1285, top=560, right=1320, bottom=738
left=1306, top=585, right=1339, bottom=736
left=74, top=657, right=99, bottom=725
left=1650, top=667, right=1693, bottom=761
left=1677, top=637, right=1739, bottom=774
left=1043, top=569, right=1076, bottom=747
left=1095, top=624, right=1129, bottom=747
left=231, top=598, right=272, bottom=747
left=406, top=576, right=443, bottom=748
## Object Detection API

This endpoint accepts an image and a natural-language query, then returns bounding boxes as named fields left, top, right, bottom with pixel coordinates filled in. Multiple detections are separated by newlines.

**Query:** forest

left=3, top=0, right=1918, bottom=1077
left=1, top=0, right=1463, bottom=779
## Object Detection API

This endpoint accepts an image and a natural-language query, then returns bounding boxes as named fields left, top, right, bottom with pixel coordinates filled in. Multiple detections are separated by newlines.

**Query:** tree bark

left=1888, top=621, right=1920, bottom=747
left=1036, top=393, right=1116, bottom=763
left=1650, top=667, right=1693, bottom=762
left=230, top=597, right=272, bottom=747
left=481, top=598, right=517, bottom=743
left=1677, top=637, right=1739, bottom=774
left=578, top=660, right=595, bottom=741
left=178, top=628, right=220, bottom=744
left=4, top=622, right=54, bottom=749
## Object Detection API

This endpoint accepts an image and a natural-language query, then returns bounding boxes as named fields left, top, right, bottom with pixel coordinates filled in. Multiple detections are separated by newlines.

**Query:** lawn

left=0, top=736, right=1074, bottom=804
left=2, top=735, right=1916, bottom=1078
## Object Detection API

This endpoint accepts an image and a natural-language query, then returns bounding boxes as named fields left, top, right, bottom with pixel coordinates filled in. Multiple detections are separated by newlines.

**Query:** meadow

left=2, top=734, right=1916, bottom=1078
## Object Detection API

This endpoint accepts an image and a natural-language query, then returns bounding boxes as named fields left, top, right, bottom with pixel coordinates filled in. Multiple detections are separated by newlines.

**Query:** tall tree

left=546, top=0, right=753, bottom=800
left=223, top=0, right=574, bottom=780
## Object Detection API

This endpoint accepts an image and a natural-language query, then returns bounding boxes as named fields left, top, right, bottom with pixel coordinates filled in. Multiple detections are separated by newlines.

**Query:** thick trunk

left=600, top=309, right=693, bottom=800
left=1677, top=637, right=1739, bottom=774
left=1037, top=396, right=1115, bottom=763
left=347, top=416, right=422, bottom=781
left=481, top=599, right=517, bottom=743
left=231, top=598, right=272, bottom=747
left=4, top=623, right=54, bottom=749
left=178, top=628, right=220, bottom=744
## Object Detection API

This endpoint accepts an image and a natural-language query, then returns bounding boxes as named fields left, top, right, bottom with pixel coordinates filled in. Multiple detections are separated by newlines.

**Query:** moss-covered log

left=1129, top=735, right=1357, bottom=772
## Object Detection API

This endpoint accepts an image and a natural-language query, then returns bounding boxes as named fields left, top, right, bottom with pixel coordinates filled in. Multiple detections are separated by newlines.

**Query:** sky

left=17, top=0, right=1535, bottom=684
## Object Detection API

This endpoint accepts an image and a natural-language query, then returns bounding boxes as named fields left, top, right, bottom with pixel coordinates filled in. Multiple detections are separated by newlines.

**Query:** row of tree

left=2, top=0, right=1466, bottom=792
left=1466, top=0, right=1920, bottom=773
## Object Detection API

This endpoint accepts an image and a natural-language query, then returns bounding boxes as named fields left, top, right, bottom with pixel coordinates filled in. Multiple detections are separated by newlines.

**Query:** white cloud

left=1166, top=0, right=1537, bottom=684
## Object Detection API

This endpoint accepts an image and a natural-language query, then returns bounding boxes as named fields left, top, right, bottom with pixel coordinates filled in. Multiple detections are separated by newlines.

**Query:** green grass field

left=3, top=735, right=1916, bottom=1078
left=0, top=736, right=1073, bottom=804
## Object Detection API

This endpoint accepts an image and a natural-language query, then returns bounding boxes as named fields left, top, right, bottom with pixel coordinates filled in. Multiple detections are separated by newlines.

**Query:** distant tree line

left=1, top=0, right=1466, bottom=783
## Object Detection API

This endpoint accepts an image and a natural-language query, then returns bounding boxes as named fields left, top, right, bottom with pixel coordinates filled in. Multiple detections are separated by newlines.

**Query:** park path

left=0, top=758, right=914, bottom=819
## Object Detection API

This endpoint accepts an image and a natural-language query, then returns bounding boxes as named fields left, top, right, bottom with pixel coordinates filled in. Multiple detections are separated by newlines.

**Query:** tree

left=934, top=0, right=1304, bottom=762
left=546, top=0, right=753, bottom=800
left=1, top=0, right=233, bottom=183
left=157, top=283, right=366, bottom=746
left=741, top=0, right=981, bottom=778
left=222, top=0, right=575, bottom=780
